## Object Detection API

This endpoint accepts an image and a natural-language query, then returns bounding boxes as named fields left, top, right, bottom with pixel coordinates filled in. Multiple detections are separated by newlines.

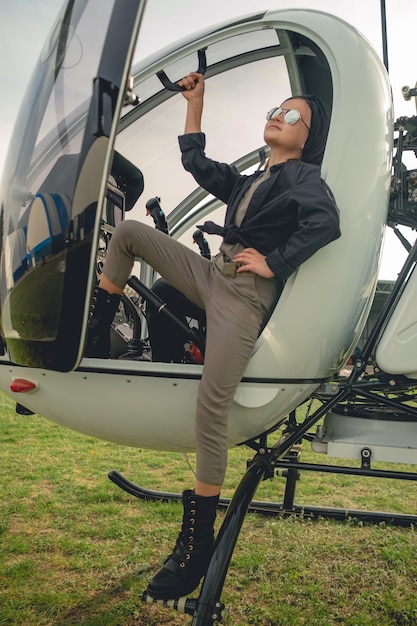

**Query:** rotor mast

left=380, top=0, right=389, bottom=72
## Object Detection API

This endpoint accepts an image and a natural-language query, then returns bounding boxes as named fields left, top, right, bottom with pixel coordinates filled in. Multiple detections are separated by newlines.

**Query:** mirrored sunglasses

left=266, top=107, right=310, bottom=130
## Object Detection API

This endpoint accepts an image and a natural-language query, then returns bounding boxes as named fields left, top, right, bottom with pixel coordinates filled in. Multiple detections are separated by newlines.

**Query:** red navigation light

left=10, top=379, right=38, bottom=393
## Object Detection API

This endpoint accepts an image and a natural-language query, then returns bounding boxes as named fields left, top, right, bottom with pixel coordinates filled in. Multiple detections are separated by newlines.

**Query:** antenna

left=380, top=0, right=389, bottom=72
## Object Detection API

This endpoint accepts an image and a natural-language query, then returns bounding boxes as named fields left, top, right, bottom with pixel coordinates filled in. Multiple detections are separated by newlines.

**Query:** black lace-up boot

left=146, top=489, right=219, bottom=599
left=85, top=287, right=121, bottom=358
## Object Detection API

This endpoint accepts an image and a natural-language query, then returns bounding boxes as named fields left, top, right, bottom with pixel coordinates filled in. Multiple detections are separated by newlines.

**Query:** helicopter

left=1, top=0, right=417, bottom=623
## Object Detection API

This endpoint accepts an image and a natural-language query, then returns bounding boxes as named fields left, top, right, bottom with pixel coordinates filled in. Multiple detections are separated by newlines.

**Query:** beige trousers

left=104, top=220, right=279, bottom=484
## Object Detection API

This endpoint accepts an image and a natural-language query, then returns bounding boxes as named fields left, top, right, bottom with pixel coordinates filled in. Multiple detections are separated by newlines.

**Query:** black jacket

left=179, top=132, right=341, bottom=282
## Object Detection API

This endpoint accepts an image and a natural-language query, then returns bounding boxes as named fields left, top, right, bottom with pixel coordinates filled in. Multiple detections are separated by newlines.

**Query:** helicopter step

left=141, top=593, right=200, bottom=617
left=141, top=593, right=224, bottom=623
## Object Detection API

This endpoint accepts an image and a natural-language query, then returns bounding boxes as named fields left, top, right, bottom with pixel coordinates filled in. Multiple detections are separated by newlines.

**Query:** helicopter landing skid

left=109, top=454, right=417, bottom=625
left=108, top=388, right=417, bottom=625
left=109, top=435, right=417, bottom=625
left=108, top=456, right=417, bottom=526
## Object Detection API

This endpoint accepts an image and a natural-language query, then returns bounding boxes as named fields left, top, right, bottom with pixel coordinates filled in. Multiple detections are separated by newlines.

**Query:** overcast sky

left=1, top=0, right=416, bottom=278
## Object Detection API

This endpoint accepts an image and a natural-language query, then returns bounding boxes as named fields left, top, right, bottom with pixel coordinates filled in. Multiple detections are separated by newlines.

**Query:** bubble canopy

left=0, top=1, right=393, bottom=452
left=2, top=1, right=391, bottom=379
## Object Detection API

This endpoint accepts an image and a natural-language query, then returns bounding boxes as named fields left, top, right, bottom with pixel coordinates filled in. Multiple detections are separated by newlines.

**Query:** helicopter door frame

left=0, top=0, right=146, bottom=372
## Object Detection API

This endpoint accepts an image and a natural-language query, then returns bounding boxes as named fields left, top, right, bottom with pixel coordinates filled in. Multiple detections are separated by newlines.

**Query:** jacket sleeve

left=266, top=165, right=341, bottom=281
left=178, top=133, right=241, bottom=204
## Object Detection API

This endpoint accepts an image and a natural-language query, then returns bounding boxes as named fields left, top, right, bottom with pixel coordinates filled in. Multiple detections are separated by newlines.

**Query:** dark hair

left=285, top=94, right=331, bottom=165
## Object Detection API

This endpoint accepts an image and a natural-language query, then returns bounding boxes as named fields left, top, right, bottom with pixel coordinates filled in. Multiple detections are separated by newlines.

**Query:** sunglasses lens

left=266, top=107, right=280, bottom=121
left=284, top=109, right=300, bottom=125
left=266, top=108, right=302, bottom=125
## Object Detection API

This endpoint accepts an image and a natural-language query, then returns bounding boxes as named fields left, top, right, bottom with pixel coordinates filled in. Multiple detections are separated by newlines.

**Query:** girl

left=86, top=72, right=340, bottom=600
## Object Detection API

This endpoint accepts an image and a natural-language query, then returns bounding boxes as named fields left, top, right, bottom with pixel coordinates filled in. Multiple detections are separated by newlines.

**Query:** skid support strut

left=191, top=453, right=271, bottom=624
left=111, top=382, right=417, bottom=622
left=140, top=450, right=273, bottom=624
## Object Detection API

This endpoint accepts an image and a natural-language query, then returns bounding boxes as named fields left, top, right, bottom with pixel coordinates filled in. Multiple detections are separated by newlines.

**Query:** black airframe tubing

left=191, top=456, right=268, bottom=625
left=380, top=0, right=389, bottom=73
left=348, top=387, right=417, bottom=418
left=273, top=460, right=417, bottom=482
left=350, top=236, right=417, bottom=376
left=109, top=458, right=417, bottom=501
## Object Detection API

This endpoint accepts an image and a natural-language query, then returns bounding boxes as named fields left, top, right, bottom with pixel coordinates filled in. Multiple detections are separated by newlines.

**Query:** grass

left=1, top=390, right=417, bottom=625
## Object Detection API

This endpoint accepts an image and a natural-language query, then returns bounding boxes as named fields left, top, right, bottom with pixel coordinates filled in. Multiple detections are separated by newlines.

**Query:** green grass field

left=1, top=390, right=417, bottom=625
